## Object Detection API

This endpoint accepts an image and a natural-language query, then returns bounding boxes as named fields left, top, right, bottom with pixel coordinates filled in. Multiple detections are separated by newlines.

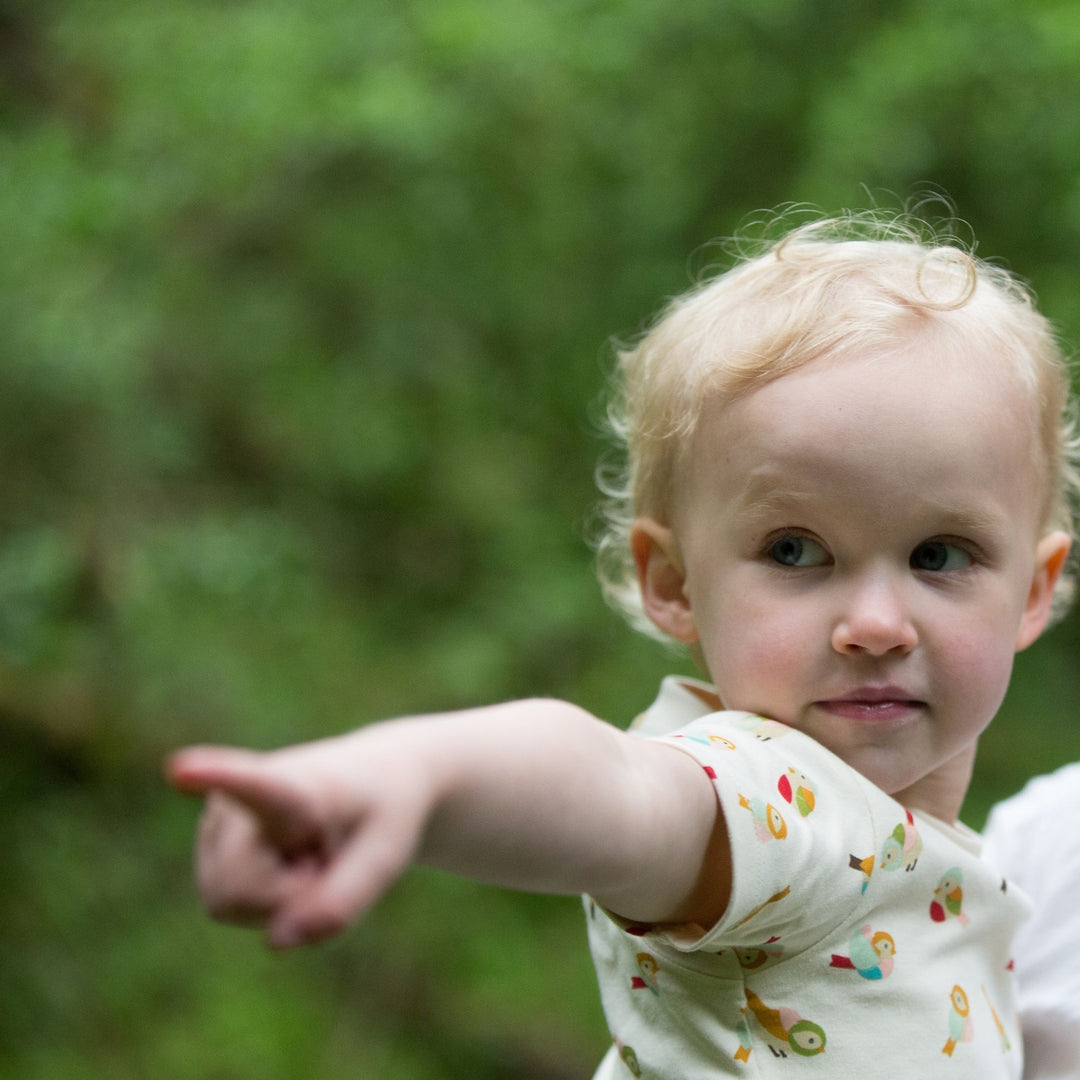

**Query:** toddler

left=168, top=213, right=1078, bottom=1077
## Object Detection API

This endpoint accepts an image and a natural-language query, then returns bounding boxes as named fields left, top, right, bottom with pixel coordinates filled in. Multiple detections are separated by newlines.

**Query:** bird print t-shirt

left=585, top=677, right=1029, bottom=1078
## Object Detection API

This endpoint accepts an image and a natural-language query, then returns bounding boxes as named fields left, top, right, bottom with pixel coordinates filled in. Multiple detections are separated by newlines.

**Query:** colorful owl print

left=614, top=1038, right=642, bottom=1076
left=733, top=1007, right=753, bottom=1062
left=777, top=767, right=816, bottom=817
left=848, top=851, right=875, bottom=893
left=828, top=924, right=896, bottom=980
left=942, top=984, right=974, bottom=1056
left=930, top=868, right=971, bottom=927
left=729, top=714, right=790, bottom=741
left=880, top=810, right=922, bottom=873
left=630, top=952, right=660, bottom=996
left=744, top=988, right=827, bottom=1058
left=981, top=985, right=1012, bottom=1051
left=731, top=886, right=791, bottom=931
left=738, top=792, right=788, bottom=842
left=734, top=936, right=785, bottom=971
left=672, top=731, right=737, bottom=751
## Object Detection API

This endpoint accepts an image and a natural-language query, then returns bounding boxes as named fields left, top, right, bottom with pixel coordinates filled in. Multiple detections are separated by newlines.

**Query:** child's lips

left=815, top=688, right=925, bottom=721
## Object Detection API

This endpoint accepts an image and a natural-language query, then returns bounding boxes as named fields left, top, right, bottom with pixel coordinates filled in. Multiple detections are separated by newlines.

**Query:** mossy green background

left=4, top=1, right=1080, bottom=1076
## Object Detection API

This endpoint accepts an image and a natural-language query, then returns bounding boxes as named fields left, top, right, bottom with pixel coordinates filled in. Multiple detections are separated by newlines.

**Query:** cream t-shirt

left=586, top=677, right=1029, bottom=1078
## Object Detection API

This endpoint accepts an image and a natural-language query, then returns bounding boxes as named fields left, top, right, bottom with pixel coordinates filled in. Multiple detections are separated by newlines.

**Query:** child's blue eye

left=768, top=536, right=829, bottom=567
left=910, top=541, right=972, bottom=572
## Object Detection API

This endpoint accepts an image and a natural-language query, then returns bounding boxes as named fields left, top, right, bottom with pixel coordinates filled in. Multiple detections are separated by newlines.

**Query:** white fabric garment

left=586, top=677, right=1029, bottom=1078
left=984, top=764, right=1080, bottom=1080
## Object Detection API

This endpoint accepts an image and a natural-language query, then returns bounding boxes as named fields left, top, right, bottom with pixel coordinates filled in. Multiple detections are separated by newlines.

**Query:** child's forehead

left=681, top=341, right=1044, bottom=520
left=695, top=331, right=1038, bottom=441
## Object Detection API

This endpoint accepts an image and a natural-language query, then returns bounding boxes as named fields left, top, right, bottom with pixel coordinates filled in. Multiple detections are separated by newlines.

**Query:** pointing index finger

left=165, top=745, right=325, bottom=854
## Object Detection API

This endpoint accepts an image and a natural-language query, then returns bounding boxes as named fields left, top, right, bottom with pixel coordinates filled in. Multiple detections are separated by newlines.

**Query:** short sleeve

left=652, top=711, right=883, bottom=956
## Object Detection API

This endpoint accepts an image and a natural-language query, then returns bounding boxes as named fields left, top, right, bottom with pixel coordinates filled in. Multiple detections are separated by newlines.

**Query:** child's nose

left=831, top=574, right=918, bottom=657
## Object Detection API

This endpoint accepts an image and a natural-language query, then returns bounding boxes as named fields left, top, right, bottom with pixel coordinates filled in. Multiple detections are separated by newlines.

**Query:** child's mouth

left=816, top=688, right=924, bottom=721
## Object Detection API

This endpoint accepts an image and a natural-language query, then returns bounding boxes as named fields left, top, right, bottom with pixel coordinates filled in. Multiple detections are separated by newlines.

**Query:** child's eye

left=910, top=541, right=973, bottom=572
left=768, top=535, right=829, bottom=568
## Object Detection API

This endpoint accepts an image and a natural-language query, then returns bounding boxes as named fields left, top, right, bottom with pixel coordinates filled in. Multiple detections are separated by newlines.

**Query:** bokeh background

left=5, top=1, right=1080, bottom=1077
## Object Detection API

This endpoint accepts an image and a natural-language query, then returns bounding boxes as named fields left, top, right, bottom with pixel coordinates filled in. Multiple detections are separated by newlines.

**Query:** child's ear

left=1015, top=531, right=1072, bottom=651
left=630, top=518, right=699, bottom=643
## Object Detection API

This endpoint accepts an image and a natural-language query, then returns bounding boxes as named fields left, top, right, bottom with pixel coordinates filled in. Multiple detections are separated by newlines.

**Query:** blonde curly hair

left=596, top=211, right=1080, bottom=638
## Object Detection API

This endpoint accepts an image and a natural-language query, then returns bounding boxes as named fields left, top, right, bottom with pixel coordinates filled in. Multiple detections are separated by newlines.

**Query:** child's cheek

left=954, top=633, right=1016, bottom=711
left=709, top=614, right=811, bottom=720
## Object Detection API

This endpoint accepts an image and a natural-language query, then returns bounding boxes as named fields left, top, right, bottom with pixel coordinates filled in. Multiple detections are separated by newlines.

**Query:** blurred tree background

left=4, top=0, right=1080, bottom=1076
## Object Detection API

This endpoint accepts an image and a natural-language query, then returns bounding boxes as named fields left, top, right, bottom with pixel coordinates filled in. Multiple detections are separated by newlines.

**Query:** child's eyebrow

left=729, top=467, right=819, bottom=512
left=730, top=481, right=1011, bottom=540
left=725, top=486, right=816, bottom=535
left=922, top=504, right=1012, bottom=538
left=728, top=487, right=817, bottom=530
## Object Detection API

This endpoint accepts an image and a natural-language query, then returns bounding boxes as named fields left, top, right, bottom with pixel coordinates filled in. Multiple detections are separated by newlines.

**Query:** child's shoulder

left=634, top=677, right=870, bottom=789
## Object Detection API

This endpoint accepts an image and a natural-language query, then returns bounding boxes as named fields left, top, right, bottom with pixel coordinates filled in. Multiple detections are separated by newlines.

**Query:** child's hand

left=165, top=729, right=433, bottom=949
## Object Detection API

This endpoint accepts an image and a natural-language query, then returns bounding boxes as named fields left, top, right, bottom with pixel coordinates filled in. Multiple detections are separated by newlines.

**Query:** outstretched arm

left=166, top=699, right=730, bottom=948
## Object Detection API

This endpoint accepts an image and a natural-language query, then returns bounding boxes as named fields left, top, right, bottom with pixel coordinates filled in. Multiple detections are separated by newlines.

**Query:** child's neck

left=884, top=746, right=976, bottom=824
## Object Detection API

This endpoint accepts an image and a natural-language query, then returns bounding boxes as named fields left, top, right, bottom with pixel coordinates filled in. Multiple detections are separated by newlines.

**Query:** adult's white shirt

left=983, top=763, right=1080, bottom=1080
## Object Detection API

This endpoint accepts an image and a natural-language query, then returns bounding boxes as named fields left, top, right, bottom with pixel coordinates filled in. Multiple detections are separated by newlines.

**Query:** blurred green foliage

left=5, top=1, right=1080, bottom=1076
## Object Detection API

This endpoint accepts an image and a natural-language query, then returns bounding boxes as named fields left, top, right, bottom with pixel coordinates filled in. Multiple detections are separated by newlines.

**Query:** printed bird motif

left=982, top=985, right=1012, bottom=1051
left=738, top=793, right=788, bottom=842
left=942, top=984, right=974, bottom=1056
left=829, top=924, right=896, bottom=980
left=777, top=767, right=816, bottom=816
left=729, top=714, right=790, bottom=741
left=733, top=1007, right=753, bottom=1062
left=630, top=952, right=660, bottom=995
left=731, top=887, right=791, bottom=930
left=848, top=851, right=875, bottom=893
left=880, top=810, right=922, bottom=873
left=673, top=731, right=737, bottom=751
left=615, top=1038, right=642, bottom=1076
left=735, top=937, right=785, bottom=970
left=744, top=988, right=826, bottom=1057
left=930, top=868, right=971, bottom=927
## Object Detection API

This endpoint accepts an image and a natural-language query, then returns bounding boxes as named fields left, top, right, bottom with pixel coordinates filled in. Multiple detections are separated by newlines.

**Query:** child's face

left=634, top=340, right=1069, bottom=821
